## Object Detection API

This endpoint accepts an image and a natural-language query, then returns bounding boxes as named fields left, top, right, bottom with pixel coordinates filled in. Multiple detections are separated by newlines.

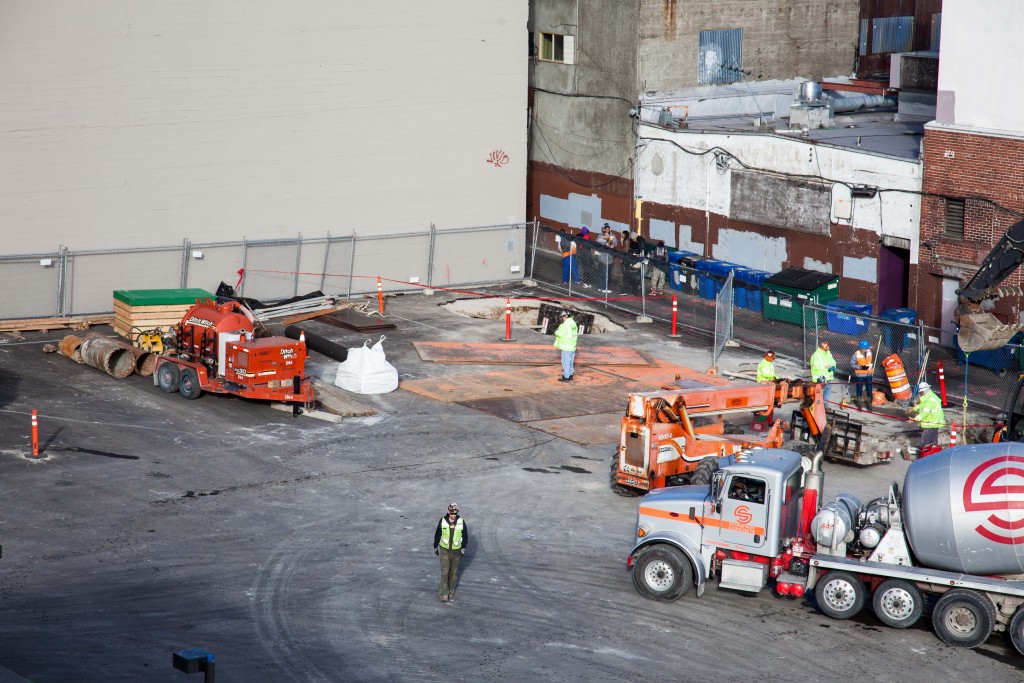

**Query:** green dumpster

left=762, top=268, right=840, bottom=326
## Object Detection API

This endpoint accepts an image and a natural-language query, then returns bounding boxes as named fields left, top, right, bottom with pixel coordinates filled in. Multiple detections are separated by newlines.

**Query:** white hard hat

left=918, top=382, right=930, bottom=392
left=447, top=502, right=459, bottom=514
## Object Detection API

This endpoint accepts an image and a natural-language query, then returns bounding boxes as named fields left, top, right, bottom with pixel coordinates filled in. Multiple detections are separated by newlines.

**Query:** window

left=871, top=16, right=914, bottom=54
left=728, top=476, right=765, bottom=505
left=944, top=198, right=965, bottom=239
left=539, top=32, right=575, bottom=64
left=699, top=28, right=743, bottom=84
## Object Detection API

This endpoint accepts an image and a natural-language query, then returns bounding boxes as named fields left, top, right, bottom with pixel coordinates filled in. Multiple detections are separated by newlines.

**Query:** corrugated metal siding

left=698, top=28, right=743, bottom=84
left=931, top=12, right=942, bottom=50
left=872, top=16, right=914, bottom=54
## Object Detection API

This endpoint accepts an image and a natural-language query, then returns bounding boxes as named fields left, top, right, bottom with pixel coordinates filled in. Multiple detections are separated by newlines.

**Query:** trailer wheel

left=157, top=363, right=180, bottom=393
left=814, top=570, right=865, bottom=620
left=610, top=451, right=643, bottom=497
left=1009, top=604, right=1024, bottom=656
left=872, top=579, right=923, bottom=629
left=179, top=368, right=202, bottom=400
left=932, top=588, right=995, bottom=649
left=689, top=457, right=719, bottom=486
left=631, top=545, right=692, bottom=602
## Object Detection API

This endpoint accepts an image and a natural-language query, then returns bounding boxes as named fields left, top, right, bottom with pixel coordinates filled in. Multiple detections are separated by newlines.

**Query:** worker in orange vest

left=851, top=339, right=874, bottom=412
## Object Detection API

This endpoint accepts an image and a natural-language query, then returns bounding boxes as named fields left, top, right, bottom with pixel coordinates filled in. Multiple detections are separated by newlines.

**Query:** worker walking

left=851, top=339, right=874, bottom=412
left=908, top=382, right=946, bottom=451
left=554, top=310, right=579, bottom=382
left=756, top=351, right=777, bottom=383
left=809, top=341, right=837, bottom=405
left=433, top=502, right=468, bottom=602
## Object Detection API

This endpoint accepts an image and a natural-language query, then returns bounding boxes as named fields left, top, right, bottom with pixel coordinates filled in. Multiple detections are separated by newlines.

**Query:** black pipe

left=284, top=325, right=349, bottom=362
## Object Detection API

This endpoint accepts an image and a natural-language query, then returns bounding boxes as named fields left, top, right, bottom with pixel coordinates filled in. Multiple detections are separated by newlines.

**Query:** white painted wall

left=635, top=124, right=923, bottom=266
left=936, top=0, right=1024, bottom=134
left=0, top=2, right=527, bottom=253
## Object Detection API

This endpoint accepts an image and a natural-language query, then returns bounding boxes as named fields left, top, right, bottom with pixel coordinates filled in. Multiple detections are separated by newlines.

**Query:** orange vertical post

left=377, top=276, right=384, bottom=314
left=31, top=409, right=39, bottom=457
left=668, top=295, right=681, bottom=338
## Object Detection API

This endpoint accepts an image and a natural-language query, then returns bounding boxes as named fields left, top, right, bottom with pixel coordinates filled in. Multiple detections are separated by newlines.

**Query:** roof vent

left=798, top=81, right=825, bottom=106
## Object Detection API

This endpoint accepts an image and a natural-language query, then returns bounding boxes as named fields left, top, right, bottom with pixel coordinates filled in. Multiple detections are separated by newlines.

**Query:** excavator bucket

left=957, top=312, right=1023, bottom=353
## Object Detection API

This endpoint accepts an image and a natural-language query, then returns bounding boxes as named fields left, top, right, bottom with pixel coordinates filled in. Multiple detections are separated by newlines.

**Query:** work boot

left=558, top=376, right=571, bottom=382
left=440, top=593, right=449, bottom=602
left=448, top=591, right=455, bottom=602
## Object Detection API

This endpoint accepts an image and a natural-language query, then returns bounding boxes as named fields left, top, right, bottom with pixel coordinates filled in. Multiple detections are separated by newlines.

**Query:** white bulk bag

left=335, top=335, right=399, bottom=394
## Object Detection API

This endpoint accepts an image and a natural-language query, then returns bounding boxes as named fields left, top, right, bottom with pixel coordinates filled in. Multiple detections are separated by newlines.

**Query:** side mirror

left=715, top=501, right=722, bottom=514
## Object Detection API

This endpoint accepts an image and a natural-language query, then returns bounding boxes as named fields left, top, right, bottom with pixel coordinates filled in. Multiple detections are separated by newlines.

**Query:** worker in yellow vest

left=433, top=502, right=468, bottom=602
left=809, top=341, right=837, bottom=405
left=851, top=339, right=874, bottom=412
left=756, top=351, right=777, bottom=383
left=554, top=310, right=579, bottom=381
left=909, top=382, right=946, bottom=451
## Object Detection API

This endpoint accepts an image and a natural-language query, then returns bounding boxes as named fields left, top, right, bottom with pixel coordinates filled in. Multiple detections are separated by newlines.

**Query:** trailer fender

left=631, top=531, right=708, bottom=596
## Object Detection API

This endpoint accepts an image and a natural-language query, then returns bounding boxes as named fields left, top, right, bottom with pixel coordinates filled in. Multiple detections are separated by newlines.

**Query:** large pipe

left=828, top=94, right=896, bottom=113
left=59, top=335, right=84, bottom=363
left=126, top=347, right=157, bottom=377
left=284, top=325, right=349, bottom=363
left=79, top=335, right=136, bottom=379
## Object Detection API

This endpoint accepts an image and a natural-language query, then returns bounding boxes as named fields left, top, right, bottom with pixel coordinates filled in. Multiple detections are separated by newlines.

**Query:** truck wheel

left=872, top=579, right=923, bottom=629
left=631, top=545, right=692, bottom=602
left=689, top=457, right=719, bottom=486
left=179, top=368, right=202, bottom=400
left=815, top=570, right=865, bottom=620
left=610, top=451, right=643, bottom=497
left=932, top=588, right=995, bottom=649
left=157, top=363, right=179, bottom=393
left=1009, top=605, right=1024, bottom=656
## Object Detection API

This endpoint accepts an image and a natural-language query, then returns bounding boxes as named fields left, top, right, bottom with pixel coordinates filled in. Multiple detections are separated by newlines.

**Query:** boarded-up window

left=872, top=16, right=914, bottom=54
left=944, top=198, right=965, bottom=239
left=730, top=171, right=831, bottom=236
left=699, top=29, right=743, bottom=84
left=859, top=19, right=869, bottom=56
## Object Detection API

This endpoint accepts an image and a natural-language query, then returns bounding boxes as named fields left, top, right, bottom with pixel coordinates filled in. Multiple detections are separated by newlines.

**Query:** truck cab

left=629, top=449, right=805, bottom=600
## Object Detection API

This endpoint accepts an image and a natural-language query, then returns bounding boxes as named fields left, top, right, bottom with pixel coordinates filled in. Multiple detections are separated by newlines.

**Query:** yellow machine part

left=132, top=328, right=165, bottom=354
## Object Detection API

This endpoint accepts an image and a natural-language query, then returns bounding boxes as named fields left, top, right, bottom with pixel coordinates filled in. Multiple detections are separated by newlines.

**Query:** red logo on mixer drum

left=962, top=455, right=1024, bottom=545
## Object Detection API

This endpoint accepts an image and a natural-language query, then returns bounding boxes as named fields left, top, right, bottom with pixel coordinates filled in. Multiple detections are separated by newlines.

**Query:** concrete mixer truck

left=627, top=443, right=1024, bottom=656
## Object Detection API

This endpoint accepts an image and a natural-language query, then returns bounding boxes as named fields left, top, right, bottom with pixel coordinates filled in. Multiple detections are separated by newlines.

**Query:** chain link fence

left=0, top=223, right=528, bottom=319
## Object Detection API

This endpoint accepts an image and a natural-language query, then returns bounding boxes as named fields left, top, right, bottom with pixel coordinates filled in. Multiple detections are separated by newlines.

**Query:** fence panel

left=295, top=237, right=331, bottom=296
left=66, top=247, right=182, bottom=316
left=921, top=323, right=1023, bottom=413
left=352, top=232, right=432, bottom=295
left=242, top=239, right=301, bottom=301
left=431, top=224, right=526, bottom=289
left=713, top=273, right=734, bottom=366
left=0, top=253, right=63, bottom=319
left=185, top=242, right=245, bottom=295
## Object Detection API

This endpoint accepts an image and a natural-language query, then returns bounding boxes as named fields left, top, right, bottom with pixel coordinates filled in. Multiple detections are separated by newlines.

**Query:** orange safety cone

left=377, top=276, right=384, bottom=314
left=31, top=409, right=39, bottom=457
left=949, top=422, right=958, bottom=448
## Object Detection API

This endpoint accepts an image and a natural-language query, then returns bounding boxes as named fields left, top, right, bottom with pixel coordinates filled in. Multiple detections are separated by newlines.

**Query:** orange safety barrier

left=949, top=422, right=958, bottom=448
left=882, top=354, right=912, bottom=401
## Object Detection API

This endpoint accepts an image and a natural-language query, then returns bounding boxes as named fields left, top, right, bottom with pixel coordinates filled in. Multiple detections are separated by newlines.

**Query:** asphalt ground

left=0, top=283, right=1021, bottom=682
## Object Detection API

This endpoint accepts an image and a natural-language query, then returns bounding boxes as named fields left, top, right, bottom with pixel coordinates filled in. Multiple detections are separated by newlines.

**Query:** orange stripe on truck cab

left=639, top=505, right=765, bottom=536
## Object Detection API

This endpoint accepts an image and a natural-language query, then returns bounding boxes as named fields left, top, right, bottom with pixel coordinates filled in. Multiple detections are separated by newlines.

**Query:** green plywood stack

left=113, top=288, right=214, bottom=339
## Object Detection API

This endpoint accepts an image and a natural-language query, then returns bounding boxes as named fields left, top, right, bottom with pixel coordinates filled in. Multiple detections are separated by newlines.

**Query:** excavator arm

left=956, top=217, right=1024, bottom=352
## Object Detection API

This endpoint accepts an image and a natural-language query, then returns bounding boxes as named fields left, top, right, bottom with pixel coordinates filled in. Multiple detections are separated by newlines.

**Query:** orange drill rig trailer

left=153, top=299, right=316, bottom=404
left=615, top=381, right=789, bottom=493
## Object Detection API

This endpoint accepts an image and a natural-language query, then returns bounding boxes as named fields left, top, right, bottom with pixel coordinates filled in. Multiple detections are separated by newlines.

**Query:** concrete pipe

left=127, top=347, right=157, bottom=377
left=79, top=336, right=136, bottom=379
left=59, top=335, right=84, bottom=363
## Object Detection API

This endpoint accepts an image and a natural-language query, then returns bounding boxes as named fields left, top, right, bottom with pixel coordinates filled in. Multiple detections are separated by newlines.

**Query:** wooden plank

left=400, top=366, right=621, bottom=403
left=311, top=379, right=378, bottom=417
left=412, top=341, right=654, bottom=366
left=113, top=300, right=195, bottom=314
left=0, top=315, right=114, bottom=332
left=280, top=304, right=353, bottom=326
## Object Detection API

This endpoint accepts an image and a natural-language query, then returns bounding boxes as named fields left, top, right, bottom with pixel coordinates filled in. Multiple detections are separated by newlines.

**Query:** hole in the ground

left=442, top=297, right=625, bottom=333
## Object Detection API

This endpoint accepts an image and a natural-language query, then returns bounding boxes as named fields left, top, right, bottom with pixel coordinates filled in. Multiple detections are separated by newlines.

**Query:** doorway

left=877, top=245, right=910, bottom=312
left=940, top=278, right=960, bottom=347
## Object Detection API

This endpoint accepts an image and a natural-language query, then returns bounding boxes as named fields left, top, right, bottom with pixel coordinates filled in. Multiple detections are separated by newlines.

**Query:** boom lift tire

left=932, top=588, right=996, bottom=649
left=157, top=363, right=180, bottom=394
left=872, top=579, right=923, bottom=629
left=610, top=451, right=643, bottom=497
left=632, top=545, right=693, bottom=602
left=689, top=457, right=720, bottom=486
left=179, top=368, right=202, bottom=400
left=815, top=570, right=866, bottom=620
left=1009, top=605, right=1024, bottom=656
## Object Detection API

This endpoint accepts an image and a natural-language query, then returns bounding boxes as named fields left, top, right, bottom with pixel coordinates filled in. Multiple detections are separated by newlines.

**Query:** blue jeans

left=562, top=256, right=580, bottom=283
left=561, top=350, right=575, bottom=378
left=822, top=381, right=832, bottom=405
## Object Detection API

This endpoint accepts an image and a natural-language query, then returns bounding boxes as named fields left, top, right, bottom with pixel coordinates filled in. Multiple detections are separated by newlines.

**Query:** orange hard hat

left=819, top=341, right=830, bottom=350
left=764, top=351, right=775, bottom=360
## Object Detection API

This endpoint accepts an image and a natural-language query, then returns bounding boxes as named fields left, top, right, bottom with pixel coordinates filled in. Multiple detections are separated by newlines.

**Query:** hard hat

left=560, top=310, right=570, bottom=317
left=918, top=382, right=931, bottom=392
left=447, top=502, right=459, bottom=514
left=859, top=340, right=870, bottom=349
left=764, top=351, right=775, bottom=360
left=819, top=341, right=830, bottom=350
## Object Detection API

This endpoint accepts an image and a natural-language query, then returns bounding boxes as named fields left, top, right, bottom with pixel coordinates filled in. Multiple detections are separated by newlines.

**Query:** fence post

left=319, top=232, right=331, bottom=292
left=529, top=218, right=539, bottom=280
left=180, top=239, right=190, bottom=289
left=56, top=245, right=68, bottom=317
left=240, top=238, right=249, bottom=297
left=347, top=230, right=357, bottom=300
left=427, top=223, right=436, bottom=288
left=293, top=233, right=303, bottom=297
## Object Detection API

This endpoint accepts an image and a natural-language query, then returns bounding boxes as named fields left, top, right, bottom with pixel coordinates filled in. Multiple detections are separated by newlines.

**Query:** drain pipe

left=828, top=94, right=897, bottom=113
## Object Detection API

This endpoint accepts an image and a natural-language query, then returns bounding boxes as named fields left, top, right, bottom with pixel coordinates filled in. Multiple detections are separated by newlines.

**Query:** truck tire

left=872, top=579, right=923, bottom=629
left=1009, top=605, right=1024, bottom=656
left=631, top=545, right=692, bottom=602
left=610, top=451, right=643, bottom=497
left=179, top=368, right=202, bottom=400
left=814, top=570, right=865, bottom=620
left=689, top=457, right=719, bottom=486
left=157, top=363, right=179, bottom=393
left=932, top=588, right=995, bottom=649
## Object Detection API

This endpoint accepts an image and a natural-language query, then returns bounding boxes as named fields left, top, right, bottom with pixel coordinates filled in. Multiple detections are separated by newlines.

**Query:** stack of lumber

left=0, top=314, right=114, bottom=334
left=113, top=288, right=214, bottom=339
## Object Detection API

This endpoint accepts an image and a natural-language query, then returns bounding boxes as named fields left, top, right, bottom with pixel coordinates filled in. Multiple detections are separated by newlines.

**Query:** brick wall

left=918, top=128, right=1024, bottom=329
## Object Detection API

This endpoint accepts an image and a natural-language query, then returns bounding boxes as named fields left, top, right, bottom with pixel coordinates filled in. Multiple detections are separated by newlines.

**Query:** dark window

left=699, top=28, right=743, bottom=84
left=944, top=198, right=965, bottom=239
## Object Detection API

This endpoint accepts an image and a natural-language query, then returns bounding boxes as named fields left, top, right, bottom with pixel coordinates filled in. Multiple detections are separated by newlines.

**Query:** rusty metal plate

left=458, top=380, right=647, bottom=422
left=597, top=359, right=733, bottom=387
left=412, top=341, right=654, bottom=366
left=318, top=309, right=396, bottom=332
left=400, top=366, right=622, bottom=403
left=522, top=413, right=623, bottom=446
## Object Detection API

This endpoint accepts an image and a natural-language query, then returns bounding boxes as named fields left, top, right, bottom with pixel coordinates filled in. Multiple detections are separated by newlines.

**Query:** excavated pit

left=442, top=297, right=625, bottom=333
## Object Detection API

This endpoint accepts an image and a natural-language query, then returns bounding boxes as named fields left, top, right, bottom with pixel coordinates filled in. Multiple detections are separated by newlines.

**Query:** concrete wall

left=638, top=0, right=860, bottom=94
left=0, top=1, right=528, bottom=253
left=935, top=0, right=1024, bottom=134
left=635, top=124, right=922, bottom=303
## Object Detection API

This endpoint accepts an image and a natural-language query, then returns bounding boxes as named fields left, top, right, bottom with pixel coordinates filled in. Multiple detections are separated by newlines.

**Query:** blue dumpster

left=695, top=259, right=725, bottom=300
left=668, top=251, right=697, bottom=292
left=881, top=307, right=917, bottom=355
left=735, top=269, right=770, bottom=312
left=954, top=333, right=1021, bottom=376
left=826, top=300, right=873, bottom=335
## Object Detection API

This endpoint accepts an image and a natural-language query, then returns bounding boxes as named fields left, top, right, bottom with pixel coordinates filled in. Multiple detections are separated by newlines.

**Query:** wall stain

left=664, top=0, right=677, bottom=40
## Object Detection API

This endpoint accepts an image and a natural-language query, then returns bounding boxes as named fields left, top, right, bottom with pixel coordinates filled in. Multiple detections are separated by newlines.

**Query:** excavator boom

left=956, top=217, right=1024, bottom=352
